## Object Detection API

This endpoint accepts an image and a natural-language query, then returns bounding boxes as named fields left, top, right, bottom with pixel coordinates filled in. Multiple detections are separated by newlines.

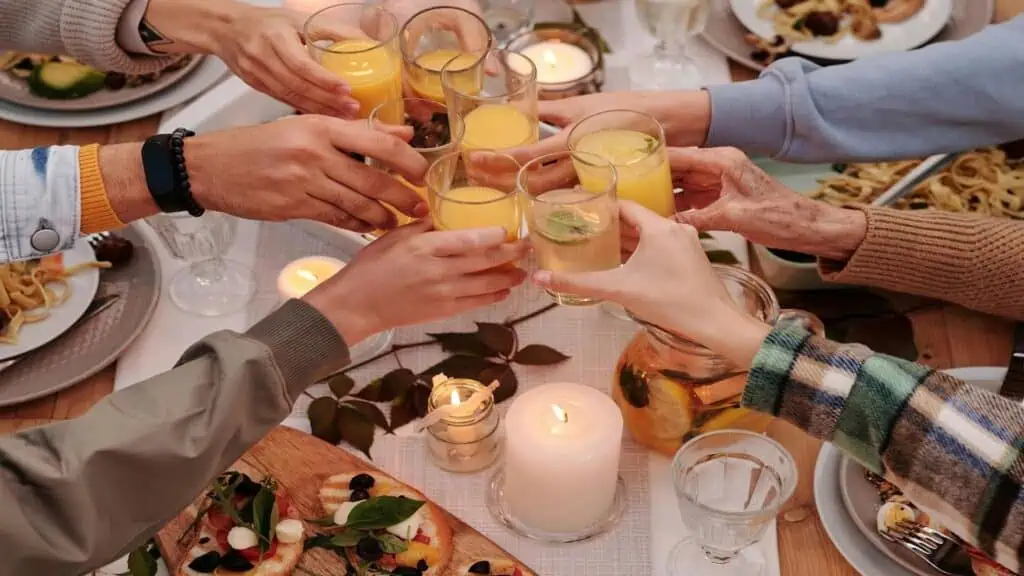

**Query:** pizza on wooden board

left=458, top=559, right=526, bottom=576
left=175, top=472, right=306, bottom=576
left=309, top=471, right=454, bottom=575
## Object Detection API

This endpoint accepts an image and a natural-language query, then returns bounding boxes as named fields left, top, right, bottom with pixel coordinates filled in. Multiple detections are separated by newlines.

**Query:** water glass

left=668, top=430, right=798, bottom=576
left=400, top=6, right=492, bottom=102
left=148, top=212, right=255, bottom=317
left=631, top=0, right=711, bottom=90
left=480, top=0, right=537, bottom=46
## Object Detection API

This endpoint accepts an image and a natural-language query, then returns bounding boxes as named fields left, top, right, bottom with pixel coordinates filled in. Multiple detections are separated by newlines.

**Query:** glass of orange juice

left=441, top=48, right=539, bottom=151
left=305, top=3, right=404, bottom=122
left=367, top=97, right=464, bottom=237
left=400, top=6, right=492, bottom=102
left=426, top=149, right=522, bottom=242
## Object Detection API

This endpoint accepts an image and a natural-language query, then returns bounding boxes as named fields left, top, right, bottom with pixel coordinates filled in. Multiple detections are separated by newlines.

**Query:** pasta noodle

left=809, top=148, right=1024, bottom=218
left=0, top=255, right=110, bottom=344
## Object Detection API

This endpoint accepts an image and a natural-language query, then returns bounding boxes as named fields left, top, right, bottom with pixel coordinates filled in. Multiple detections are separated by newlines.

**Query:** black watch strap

left=141, top=128, right=204, bottom=216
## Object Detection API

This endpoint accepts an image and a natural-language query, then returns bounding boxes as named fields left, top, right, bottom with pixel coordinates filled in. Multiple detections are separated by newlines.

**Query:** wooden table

left=0, top=2, right=1021, bottom=572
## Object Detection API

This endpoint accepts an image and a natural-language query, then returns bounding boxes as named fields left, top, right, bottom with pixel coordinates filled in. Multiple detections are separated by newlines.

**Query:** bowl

left=751, top=243, right=836, bottom=291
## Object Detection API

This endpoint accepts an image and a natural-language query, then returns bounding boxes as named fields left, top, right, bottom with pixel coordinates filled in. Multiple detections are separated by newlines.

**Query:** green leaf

left=331, top=530, right=368, bottom=548
left=478, top=363, right=518, bottom=403
left=379, top=368, right=417, bottom=401
left=353, top=379, right=385, bottom=402
left=375, top=533, right=409, bottom=554
left=336, top=404, right=376, bottom=460
left=705, top=249, right=740, bottom=265
left=306, top=514, right=336, bottom=527
left=389, top=392, right=419, bottom=431
left=328, top=373, right=356, bottom=398
left=345, top=496, right=425, bottom=531
left=308, top=396, right=341, bottom=445
left=475, top=322, right=516, bottom=358
left=343, top=399, right=392, bottom=433
left=428, top=331, right=494, bottom=357
left=268, top=501, right=280, bottom=548
left=512, top=344, right=570, bottom=366
left=618, top=364, right=650, bottom=408
left=252, top=481, right=277, bottom=549
left=127, top=546, right=158, bottom=576
left=411, top=384, right=432, bottom=418
left=304, top=534, right=335, bottom=551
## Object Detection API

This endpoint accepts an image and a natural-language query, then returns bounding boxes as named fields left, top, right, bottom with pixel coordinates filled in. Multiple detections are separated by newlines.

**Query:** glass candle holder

left=505, top=28, right=603, bottom=100
left=425, top=379, right=501, bottom=473
left=441, top=48, right=538, bottom=151
left=426, top=149, right=522, bottom=241
left=305, top=3, right=403, bottom=122
left=400, top=6, right=492, bottom=103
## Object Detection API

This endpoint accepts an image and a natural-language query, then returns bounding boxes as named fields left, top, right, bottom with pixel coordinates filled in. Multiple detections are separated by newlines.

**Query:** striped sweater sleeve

left=745, top=325, right=1024, bottom=573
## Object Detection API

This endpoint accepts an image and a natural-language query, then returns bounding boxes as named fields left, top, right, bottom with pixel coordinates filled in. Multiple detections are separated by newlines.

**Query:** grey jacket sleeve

left=705, top=15, right=1024, bottom=162
left=0, top=299, right=349, bottom=576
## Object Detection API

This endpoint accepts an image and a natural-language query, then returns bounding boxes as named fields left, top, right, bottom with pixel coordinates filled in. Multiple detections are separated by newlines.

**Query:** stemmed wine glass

left=668, top=430, right=798, bottom=576
left=148, top=212, right=255, bottom=316
left=631, top=0, right=711, bottom=90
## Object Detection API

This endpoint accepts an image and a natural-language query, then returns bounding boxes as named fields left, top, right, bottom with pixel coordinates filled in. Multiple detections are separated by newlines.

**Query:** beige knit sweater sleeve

left=0, top=0, right=177, bottom=74
left=820, top=207, right=1024, bottom=321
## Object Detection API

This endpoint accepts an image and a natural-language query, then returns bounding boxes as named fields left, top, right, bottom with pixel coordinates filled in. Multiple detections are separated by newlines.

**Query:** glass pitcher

left=613, top=265, right=822, bottom=456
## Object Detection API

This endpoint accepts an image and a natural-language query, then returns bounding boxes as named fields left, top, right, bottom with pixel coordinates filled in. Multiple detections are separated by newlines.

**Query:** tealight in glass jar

left=425, top=379, right=502, bottom=473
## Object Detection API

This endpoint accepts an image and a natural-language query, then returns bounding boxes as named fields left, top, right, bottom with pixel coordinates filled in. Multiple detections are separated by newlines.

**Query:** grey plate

left=0, top=56, right=204, bottom=112
left=0, top=224, right=161, bottom=407
left=702, top=0, right=995, bottom=72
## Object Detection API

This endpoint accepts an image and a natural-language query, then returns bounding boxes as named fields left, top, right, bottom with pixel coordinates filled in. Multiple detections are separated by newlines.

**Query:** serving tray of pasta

left=0, top=241, right=104, bottom=361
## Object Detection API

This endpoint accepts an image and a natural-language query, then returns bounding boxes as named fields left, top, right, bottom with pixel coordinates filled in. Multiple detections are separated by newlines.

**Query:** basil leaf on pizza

left=345, top=496, right=425, bottom=531
left=375, top=533, right=409, bottom=554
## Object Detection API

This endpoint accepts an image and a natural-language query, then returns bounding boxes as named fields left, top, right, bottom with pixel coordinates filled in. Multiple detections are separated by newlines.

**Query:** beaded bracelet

left=170, top=128, right=205, bottom=217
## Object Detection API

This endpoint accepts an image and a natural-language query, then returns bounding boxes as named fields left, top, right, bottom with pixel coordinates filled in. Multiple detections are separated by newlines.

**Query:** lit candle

left=277, top=256, right=345, bottom=302
left=515, top=41, right=593, bottom=85
left=424, top=377, right=501, bottom=473
left=502, top=382, right=623, bottom=534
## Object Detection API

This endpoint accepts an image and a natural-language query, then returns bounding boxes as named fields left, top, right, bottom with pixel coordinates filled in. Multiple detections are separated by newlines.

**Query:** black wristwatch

left=141, top=128, right=205, bottom=216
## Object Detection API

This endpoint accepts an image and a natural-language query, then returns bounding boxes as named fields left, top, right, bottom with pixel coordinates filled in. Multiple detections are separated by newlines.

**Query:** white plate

left=729, top=0, right=954, bottom=61
left=0, top=242, right=100, bottom=361
left=815, top=366, right=1006, bottom=576
left=0, top=57, right=228, bottom=128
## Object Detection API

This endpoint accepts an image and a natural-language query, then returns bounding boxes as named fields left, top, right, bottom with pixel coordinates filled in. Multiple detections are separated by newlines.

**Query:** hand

left=144, top=0, right=359, bottom=117
left=670, top=148, right=866, bottom=261
left=304, top=221, right=529, bottom=344
left=532, top=201, right=770, bottom=368
left=184, top=115, right=430, bottom=232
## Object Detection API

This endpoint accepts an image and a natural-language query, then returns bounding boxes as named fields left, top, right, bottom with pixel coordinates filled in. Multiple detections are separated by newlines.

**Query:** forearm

left=742, top=324, right=1024, bottom=574
left=0, top=300, right=348, bottom=576
left=705, top=15, right=1024, bottom=162
left=138, top=0, right=242, bottom=55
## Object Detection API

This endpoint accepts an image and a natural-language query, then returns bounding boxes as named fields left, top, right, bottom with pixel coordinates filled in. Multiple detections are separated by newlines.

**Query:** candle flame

left=543, top=49, right=558, bottom=67
left=450, top=389, right=462, bottom=407
left=551, top=403, right=568, bottom=424
left=296, top=269, right=320, bottom=283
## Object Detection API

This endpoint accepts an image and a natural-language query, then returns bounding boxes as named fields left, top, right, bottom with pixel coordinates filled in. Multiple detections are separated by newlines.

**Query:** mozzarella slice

left=385, top=510, right=423, bottom=540
left=227, top=526, right=259, bottom=550
left=275, top=519, right=304, bottom=544
left=333, top=501, right=360, bottom=526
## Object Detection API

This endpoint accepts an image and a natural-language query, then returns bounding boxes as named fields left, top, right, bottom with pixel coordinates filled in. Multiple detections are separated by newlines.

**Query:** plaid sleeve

left=745, top=324, right=1024, bottom=573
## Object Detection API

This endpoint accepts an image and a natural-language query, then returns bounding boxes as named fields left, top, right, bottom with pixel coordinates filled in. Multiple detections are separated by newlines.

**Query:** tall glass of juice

left=305, top=3, right=404, bottom=123
left=367, top=97, right=464, bottom=237
left=426, top=149, right=522, bottom=242
left=400, top=6, right=492, bottom=102
left=567, top=109, right=675, bottom=217
left=519, top=151, right=620, bottom=306
left=441, top=48, right=539, bottom=151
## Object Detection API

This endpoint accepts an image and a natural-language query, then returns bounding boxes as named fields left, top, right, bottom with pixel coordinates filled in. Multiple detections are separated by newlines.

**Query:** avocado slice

left=28, top=61, right=106, bottom=100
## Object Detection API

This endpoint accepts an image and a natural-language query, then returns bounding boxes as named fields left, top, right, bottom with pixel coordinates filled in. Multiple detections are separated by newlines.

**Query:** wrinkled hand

left=186, top=115, right=429, bottom=232
left=305, top=221, right=528, bottom=345
left=532, top=201, right=769, bottom=367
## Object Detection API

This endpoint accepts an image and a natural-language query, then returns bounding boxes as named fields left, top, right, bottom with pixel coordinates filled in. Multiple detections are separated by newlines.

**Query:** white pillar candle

left=515, top=41, right=594, bottom=84
left=503, top=382, right=623, bottom=534
left=277, top=256, right=345, bottom=302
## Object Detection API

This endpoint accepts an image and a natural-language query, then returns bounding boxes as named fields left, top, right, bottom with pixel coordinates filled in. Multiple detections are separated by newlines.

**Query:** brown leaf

left=380, top=368, right=416, bottom=401
left=308, top=397, right=341, bottom=445
left=343, top=399, right=392, bottom=433
left=705, top=249, right=739, bottom=265
left=327, top=373, right=355, bottom=399
left=389, top=393, right=419, bottom=431
left=420, top=354, right=499, bottom=380
left=475, top=322, right=516, bottom=358
left=479, top=363, right=518, bottom=403
left=336, top=405, right=375, bottom=460
left=428, top=331, right=494, bottom=357
left=412, top=384, right=432, bottom=418
left=512, top=344, right=570, bottom=366
left=353, top=379, right=384, bottom=402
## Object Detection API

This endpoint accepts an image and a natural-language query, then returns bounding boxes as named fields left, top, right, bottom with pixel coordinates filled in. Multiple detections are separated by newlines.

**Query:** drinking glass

left=668, top=430, right=798, bottom=576
left=426, top=149, right=522, bottom=242
left=480, top=0, right=537, bottom=47
left=631, top=0, right=711, bottom=90
left=148, top=212, right=255, bottom=317
left=518, top=151, right=619, bottom=306
left=441, top=48, right=539, bottom=151
left=305, top=3, right=403, bottom=121
left=400, top=6, right=492, bottom=102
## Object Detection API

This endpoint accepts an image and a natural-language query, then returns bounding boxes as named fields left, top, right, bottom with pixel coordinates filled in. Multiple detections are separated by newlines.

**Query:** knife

left=0, top=293, right=121, bottom=373
left=999, top=323, right=1024, bottom=401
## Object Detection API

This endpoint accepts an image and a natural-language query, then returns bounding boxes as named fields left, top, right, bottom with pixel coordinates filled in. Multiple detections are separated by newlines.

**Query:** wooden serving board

left=155, top=426, right=536, bottom=576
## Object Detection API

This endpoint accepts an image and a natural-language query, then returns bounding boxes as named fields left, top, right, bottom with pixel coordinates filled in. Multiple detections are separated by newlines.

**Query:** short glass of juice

left=441, top=48, right=539, bottom=151
left=367, top=97, right=463, bottom=236
left=518, top=151, right=620, bottom=306
left=567, top=109, right=675, bottom=218
left=400, top=6, right=492, bottom=102
left=305, top=3, right=404, bottom=122
left=426, top=149, right=522, bottom=242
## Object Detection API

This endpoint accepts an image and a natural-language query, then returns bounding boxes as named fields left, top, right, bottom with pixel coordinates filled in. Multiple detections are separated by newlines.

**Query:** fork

left=85, top=231, right=111, bottom=248
left=882, top=520, right=975, bottom=576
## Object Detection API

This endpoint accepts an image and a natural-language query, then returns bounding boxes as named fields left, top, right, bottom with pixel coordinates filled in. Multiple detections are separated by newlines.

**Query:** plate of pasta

left=730, top=0, right=954, bottom=62
left=0, top=242, right=107, bottom=361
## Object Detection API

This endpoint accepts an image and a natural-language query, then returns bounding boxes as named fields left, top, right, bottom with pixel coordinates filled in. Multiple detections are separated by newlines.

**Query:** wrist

left=302, top=283, right=380, bottom=348
left=98, top=142, right=160, bottom=223
left=143, top=0, right=241, bottom=54
left=645, top=91, right=710, bottom=147
left=705, top=310, right=772, bottom=370
left=748, top=195, right=866, bottom=261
